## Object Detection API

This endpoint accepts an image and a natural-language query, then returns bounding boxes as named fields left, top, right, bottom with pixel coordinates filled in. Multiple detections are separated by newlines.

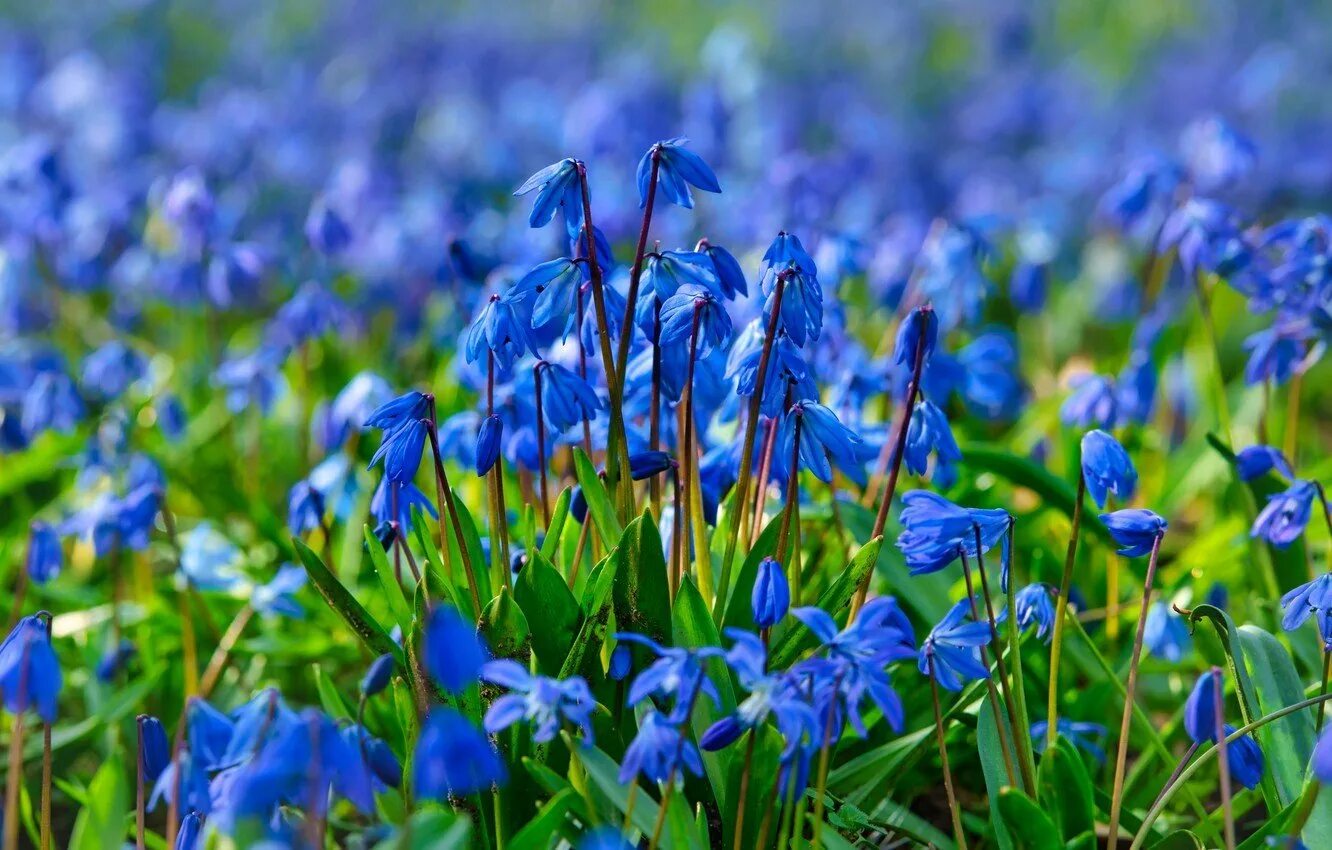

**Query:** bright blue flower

left=904, top=400, right=960, bottom=482
left=1097, top=158, right=1176, bottom=232
left=26, top=521, right=61, bottom=584
left=304, top=194, right=352, bottom=256
left=1061, top=374, right=1118, bottom=429
left=287, top=480, right=324, bottom=536
left=640, top=250, right=717, bottom=307
left=514, top=158, right=582, bottom=230
left=228, top=708, right=376, bottom=818
left=775, top=400, right=865, bottom=485
left=1101, top=508, right=1167, bottom=557
left=81, top=340, right=145, bottom=400
left=424, top=605, right=486, bottom=695
left=659, top=284, right=732, bottom=355
left=185, top=697, right=235, bottom=770
left=1158, top=198, right=1252, bottom=280
left=893, top=306, right=937, bottom=368
left=368, top=417, right=427, bottom=484
left=629, top=451, right=674, bottom=481
left=219, top=689, right=298, bottom=770
left=619, top=709, right=703, bottom=786
left=1183, top=669, right=1223, bottom=744
left=616, top=632, right=722, bottom=721
left=179, top=522, right=244, bottom=591
left=957, top=332, right=1024, bottom=420
left=763, top=265, right=822, bottom=348
left=1031, top=719, right=1107, bottom=763
left=0, top=614, right=61, bottom=721
left=1224, top=724, right=1265, bottom=790
left=480, top=659, right=595, bottom=745
left=752, top=557, right=790, bottom=628
left=251, top=564, right=306, bottom=619
left=361, top=654, right=395, bottom=698
left=475, top=414, right=502, bottom=476
left=1236, top=445, right=1294, bottom=482
left=578, top=827, right=635, bottom=850
left=638, top=138, right=720, bottom=209
left=20, top=370, right=83, bottom=437
left=1015, top=584, right=1056, bottom=642
left=117, top=485, right=161, bottom=552
left=728, top=331, right=816, bottom=417
left=609, top=645, right=632, bottom=681
left=174, top=811, right=203, bottom=850
left=538, top=362, right=600, bottom=432
left=913, top=225, right=989, bottom=331
left=1144, top=601, right=1191, bottom=662
left=1117, top=351, right=1158, bottom=425
left=1314, top=723, right=1332, bottom=783
left=1252, top=480, right=1317, bottom=549
left=1280, top=574, right=1332, bottom=631
left=415, top=706, right=506, bottom=797
left=156, top=393, right=187, bottom=441
left=1081, top=429, right=1137, bottom=508
left=266, top=282, right=352, bottom=351
left=139, top=714, right=171, bottom=784
left=517, top=258, right=583, bottom=332
left=918, top=600, right=992, bottom=692
left=206, top=242, right=265, bottom=309
left=323, top=372, right=392, bottom=449
left=465, top=292, right=536, bottom=369
left=370, top=478, right=436, bottom=532
left=365, top=390, right=430, bottom=433
left=149, top=750, right=211, bottom=816
left=895, top=491, right=1009, bottom=575
left=697, top=241, right=747, bottom=299
left=346, top=725, right=402, bottom=790
left=214, top=349, right=284, bottom=415
left=1010, top=261, right=1047, bottom=312
left=1243, top=324, right=1307, bottom=387
left=701, top=631, right=818, bottom=754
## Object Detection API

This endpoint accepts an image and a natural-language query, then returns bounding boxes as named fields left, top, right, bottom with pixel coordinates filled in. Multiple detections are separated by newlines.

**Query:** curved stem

left=928, top=658, right=969, bottom=850
left=424, top=399, right=482, bottom=618
left=1320, top=650, right=1331, bottom=734
left=614, top=151, right=660, bottom=391
left=809, top=673, right=843, bottom=850
left=1046, top=472, right=1086, bottom=747
left=198, top=604, right=255, bottom=699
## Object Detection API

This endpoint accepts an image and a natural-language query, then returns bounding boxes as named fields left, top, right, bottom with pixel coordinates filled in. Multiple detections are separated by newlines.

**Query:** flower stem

left=198, top=603, right=255, bottom=699
left=774, top=410, right=803, bottom=573
left=1213, top=668, right=1236, bottom=850
left=928, top=658, right=969, bottom=850
left=647, top=778, right=674, bottom=850
left=1321, top=650, right=1331, bottom=734
left=3, top=637, right=32, bottom=850
left=1046, top=472, right=1086, bottom=748
left=959, top=552, right=1019, bottom=788
left=1149, top=740, right=1198, bottom=811
left=425, top=398, right=482, bottom=618
left=533, top=363, right=551, bottom=526
left=809, top=671, right=842, bottom=849
left=713, top=272, right=787, bottom=623
left=751, top=767, right=784, bottom=850
left=730, top=730, right=757, bottom=850
left=681, top=305, right=712, bottom=602
left=974, top=524, right=1035, bottom=792
left=614, top=149, right=660, bottom=391
left=1107, top=531, right=1166, bottom=850
left=39, top=721, right=50, bottom=850
left=1002, top=520, right=1035, bottom=786
left=748, top=415, right=779, bottom=544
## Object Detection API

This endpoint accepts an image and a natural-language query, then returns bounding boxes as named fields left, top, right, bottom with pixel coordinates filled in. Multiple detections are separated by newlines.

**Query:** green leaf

left=1037, top=736, right=1095, bottom=843
left=365, top=525, right=413, bottom=631
left=570, top=742, right=704, bottom=850
left=672, top=575, right=737, bottom=813
left=448, top=491, right=493, bottom=609
left=313, top=662, right=354, bottom=719
left=769, top=536, right=882, bottom=670
left=979, top=698, right=1016, bottom=850
left=1149, top=830, right=1204, bottom=850
left=1237, top=624, right=1318, bottom=805
left=514, top=550, right=581, bottom=675
left=67, top=756, right=127, bottom=850
left=557, top=529, right=623, bottom=681
left=613, top=510, right=673, bottom=648
left=293, top=538, right=405, bottom=667
left=995, top=787, right=1061, bottom=850
left=507, top=787, right=583, bottom=850
left=480, top=586, right=531, bottom=662
left=541, top=486, right=572, bottom=562
left=574, top=447, right=622, bottom=550
left=960, top=444, right=1112, bottom=545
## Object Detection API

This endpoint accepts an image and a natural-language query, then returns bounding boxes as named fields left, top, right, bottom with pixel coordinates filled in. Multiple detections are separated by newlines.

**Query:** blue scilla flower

left=516, top=257, right=583, bottom=333
left=1061, top=373, right=1118, bottom=429
left=174, top=811, right=203, bottom=850
left=138, top=714, right=171, bottom=785
left=1081, top=429, right=1137, bottom=508
left=365, top=390, right=430, bottom=433
left=775, top=400, right=865, bottom=485
left=659, top=284, right=732, bottom=355
left=701, top=631, right=818, bottom=754
left=425, top=605, right=486, bottom=695
left=762, top=231, right=819, bottom=282
left=465, top=292, right=536, bottom=369
left=96, top=640, right=136, bottom=681
left=1117, top=351, right=1158, bottom=425
left=118, top=486, right=161, bottom=553
left=304, top=194, right=352, bottom=256
left=361, top=654, right=395, bottom=698
left=1243, top=323, right=1307, bottom=387
left=1182, top=117, right=1257, bottom=194
left=1280, top=574, right=1332, bottom=631
left=1158, top=198, right=1252, bottom=280
left=538, top=362, right=600, bottom=432
left=1315, top=723, right=1332, bottom=783
left=0, top=614, right=60, bottom=721
left=918, top=600, right=992, bottom=692
left=619, top=709, right=703, bottom=786
left=893, top=306, right=938, bottom=368
left=904, top=400, right=961, bottom=481
left=266, top=282, right=354, bottom=352
left=957, top=332, right=1024, bottom=421
left=1183, top=668, right=1223, bottom=743
left=1144, top=601, right=1191, bottom=662
left=914, top=224, right=990, bottom=331
left=185, top=697, right=235, bottom=770
left=895, top=491, right=1009, bottom=575
left=179, top=522, right=244, bottom=591
left=616, top=632, right=722, bottom=721
left=1010, top=261, right=1047, bottom=312
left=638, top=138, right=720, bottom=209
left=480, top=659, right=595, bottom=745
left=629, top=451, right=674, bottom=481
left=1031, top=719, right=1108, bottom=763
left=286, top=479, right=324, bottom=536
left=475, top=414, right=502, bottom=476
left=20, top=370, right=83, bottom=437
left=1101, top=508, right=1167, bottom=557
left=81, top=340, right=145, bottom=400
left=26, top=520, right=62, bottom=584
left=764, top=266, right=823, bottom=348
left=1252, top=480, right=1317, bottom=549
left=156, top=393, right=187, bottom=441
left=214, top=348, right=284, bottom=415
left=343, top=724, right=403, bottom=791
left=149, top=750, right=211, bottom=816
left=729, top=331, right=816, bottom=418
left=696, top=240, right=747, bottom=299
left=368, top=417, right=427, bottom=484
left=578, top=827, right=636, bottom=850
left=219, top=689, right=298, bottom=770
left=206, top=242, right=265, bottom=309
left=251, top=564, right=306, bottom=619
left=416, top=706, right=507, bottom=797
left=640, top=249, right=717, bottom=305
left=1097, top=158, right=1174, bottom=232
left=1223, top=724, right=1266, bottom=790
left=514, top=158, right=582, bottom=230
left=1236, top=445, right=1294, bottom=482
left=229, top=708, right=377, bottom=818
left=322, top=372, right=392, bottom=450
left=370, top=478, right=436, bottom=533
left=752, top=556, right=790, bottom=628
left=1015, top=584, right=1056, bottom=642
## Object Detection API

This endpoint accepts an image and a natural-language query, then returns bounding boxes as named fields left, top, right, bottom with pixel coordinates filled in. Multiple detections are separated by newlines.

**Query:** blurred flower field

left=2, top=1, right=1332, bottom=848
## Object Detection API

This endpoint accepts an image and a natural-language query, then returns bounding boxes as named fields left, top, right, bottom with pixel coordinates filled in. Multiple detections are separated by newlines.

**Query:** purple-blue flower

left=1100, top=508, right=1167, bottom=557
left=1061, top=373, right=1118, bottom=429
left=775, top=400, right=865, bottom=485
left=1236, top=445, right=1294, bottom=482
left=514, top=158, right=582, bottom=230
left=1144, top=601, right=1191, bottom=662
left=1015, top=584, right=1056, bottom=642
left=0, top=614, right=61, bottom=721
left=918, top=600, right=991, bottom=692
left=1279, top=574, right=1332, bottom=632
left=415, top=705, right=506, bottom=798
left=618, top=709, right=702, bottom=786
left=424, top=605, right=487, bottom=695
left=480, top=659, right=595, bottom=745
left=1081, top=429, right=1137, bottom=508
left=538, top=362, right=600, bottom=432
left=1031, top=719, right=1107, bottom=763
left=752, top=557, right=790, bottom=629
left=26, top=520, right=62, bottom=584
left=893, top=306, right=938, bottom=367
left=904, top=400, right=960, bottom=482
left=475, top=414, right=502, bottom=477
left=1252, top=480, right=1317, bottom=549
left=895, top=491, right=1009, bottom=575
left=637, top=138, right=720, bottom=210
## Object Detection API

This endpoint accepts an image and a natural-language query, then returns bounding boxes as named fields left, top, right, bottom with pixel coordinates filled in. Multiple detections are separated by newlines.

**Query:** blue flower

left=514, top=158, right=582, bottom=230
left=368, top=417, right=427, bottom=484
left=1081, top=429, right=1137, bottom=508
left=1100, top=508, right=1167, bottom=557
left=1252, top=480, right=1316, bottom=549
left=286, top=479, right=324, bottom=536
left=149, top=750, right=211, bottom=816
left=629, top=451, right=674, bottom=481
left=775, top=400, right=865, bottom=485
left=1144, top=601, right=1191, bottom=662
left=20, top=370, right=83, bottom=437
left=659, top=284, right=733, bottom=356
left=0, top=614, right=61, bottom=721
left=637, top=138, right=720, bottom=209
left=214, top=349, right=285, bottom=415
left=619, top=709, right=703, bottom=786
left=465, top=292, right=536, bottom=369
left=752, top=557, right=790, bottom=628
left=1314, top=723, right=1332, bottom=784
left=174, top=811, right=203, bottom=850
left=156, top=393, right=187, bottom=441
left=1031, top=719, right=1107, bottom=763
left=697, top=241, right=747, bottom=299
left=904, top=400, right=961, bottom=482
left=365, top=390, right=430, bottom=433
left=1224, top=724, right=1265, bottom=790
left=1015, top=584, right=1056, bottom=642
left=81, top=340, right=145, bottom=400
left=251, top=564, right=306, bottom=619
left=1236, top=445, right=1294, bottom=482
left=538, top=362, right=600, bottom=432
left=640, top=249, right=718, bottom=306
left=96, top=640, right=136, bottom=681
left=895, top=491, right=1009, bottom=575
left=185, top=697, right=236, bottom=770
left=517, top=258, right=584, bottom=332
left=480, top=659, right=595, bottom=745
left=424, top=605, right=486, bottom=695
left=1182, top=117, right=1257, bottom=193
left=370, top=478, right=437, bottom=532
left=763, top=266, right=822, bottom=348
left=1010, top=261, right=1047, bottom=312
left=361, top=654, right=395, bottom=697
left=1243, top=324, right=1307, bottom=387
left=701, top=631, right=818, bottom=754
left=26, top=521, right=62, bottom=584
left=1280, top=574, right=1332, bottom=631
left=892, top=306, right=938, bottom=368
left=179, top=522, right=244, bottom=591
left=1158, top=198, right=1253, bottom=280
left=415, top=706, right=507, bottom=798
left=138, top=714, right=171, bottom=785
left=1116, top=352, right=1157, bottom=425
left=918, top=600, right=992, bottom=692
left=304, top=194, right=352, bottom=256
left=616, top=633, right=722, bottom=721
left=206, top=242, right=265, bottom=309
left=1183, top=668, right=1222, bottom=744
left=475, top=414, right=503, bottom=476
left=1061, top=374, right=1118, bottom=429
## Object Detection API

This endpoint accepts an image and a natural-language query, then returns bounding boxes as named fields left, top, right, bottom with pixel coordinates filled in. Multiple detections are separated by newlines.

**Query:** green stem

left=1003, top=520, right=1036, bottom=787
left=1046, top=472, right=1085, bottom=747
left=960, top=553, right=1019, bottom=788
left=928, top=658, right=969, bottom=850
left=1212, top=667, right=1236, bottom=850
left=731, top=731, right=757, bottom=850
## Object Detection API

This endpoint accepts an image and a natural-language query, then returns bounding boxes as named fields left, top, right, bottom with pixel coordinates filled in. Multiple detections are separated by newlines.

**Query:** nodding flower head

left=637, top=138, right=720, bottom=210
left=514, top=158, right=582, bottom=230
left=475, top=414, right=503, bottom=477
left=616, top=632, right=722, bottom=722
left=619, top=709, right=703, bottom=786
left=464, top=291, right=537, bottom=370
left=26, top=521, right=62, bottom=584
left=424, top=605, right=487, bottom=696
left=1144, top=601, right=1191, bottom=662
left=414, top=706, right=506, bottom=799
left=537, top=362, right=601, bottom=432
left=751, top=557, right=790, bottom=628
left=1183, top=668, right=1224, bottom=744
left=1061, top=373, right=1118, bottom=429
left=892, top=306, right=938, bottom=368
left=1235, top=445, right=1294, bottom=482
left=1015, top=583, right=1057, bottom=642
left=775, top=400, right=865, bottom=485
left=895, top=491, right=1009, bottom=576
left=1100, top=508, right=1167, bottom=557
left=918, top=600, right=991, bottom=692
left=1252, top=480, right=1317, bottom=549
left=0, top=613, right=61, bottom=722
left=1031, top=719, right=1108, bottom=763
left=1080, top=429, right=1137, bottom=508
left=696, top=240, right=747, bottom=299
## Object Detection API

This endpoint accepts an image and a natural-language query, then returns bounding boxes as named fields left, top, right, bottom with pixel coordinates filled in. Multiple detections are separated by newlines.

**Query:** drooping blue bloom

left=762, top=232, right=818, bottom=282
left=1101, top=508, right=1167, bottom=557
left=370, top=478, right=436, bottom=533
left=179, top=523, right=244, bottom=591
left=480, top=659, right=596, bottom=745
left=368, top=417, right=427, bottom=484
left=1224, top=724, right=1266, bottom=790
left=214, top=349, right=285, bottom=415
left=464, top=292, right=536, bottom=369
left=1243, top=324, right=1307, bottom=387
left=957, top=332, right=1024, bottom=421
left=1314, top=724, right=1332, bottom=783
left=1236, top=445, right=1294, bottom=482
left=138, top=714, right=171, bottom=784
left=26, top=520, right=62, bottom=584
left=1031, top=719, right=1108, bottom=763
left=892, top=306, right=938, bottom=368
left=629, top=451, right=674, bottom=481
left=763, top=265, right=822, bottom=348
left=117, top=486, right=161, bottom=552
left=1158, top=198, right=1253, bottom=280
left=361, top=654, right=395, bottom=698
left=174, top=811, right=203, bottom=850
left=251, top=564, right=306, bottom=619
left=1081, top=429, right=1137, bottom=508
left=346, top=724, right=403, bottom=790
left=696, top=241, right=747, bottom=299
left=286, top=479, right=324, bottom=536
left=912, top=224, right=989, bottom=331
left=659, top=284, right=732, bottom=354
left=475, top=414, right=502, bottom=477
left=1252, top=480, right=1317, bottom=549
left=752, top=557, right=790, bottom=628
left=728, top=331, right=816, bottom=417
left=1061, top=374, right=1118, bottom=429
left=904, top=400, right=961, bottom=482
left=414, top=706, right=506, bottom=798
left=322, top=372, right=392, bottom=449
left=637, top=138, right=720, bottom=209
left=538, top=362, right=600, bottom=432
left=95, top=640, right=136, bottom=681
left=365, top=391, right=430, bottom=434
left=1117, top=351, right=1158, bottom=425
left=185, top=697, right=235, bottom=770
left=1010, top=261, right=1047, bottom=312
left=304, top=194, right=352, bottom=256
left=1015, top=584, right=1056, bottom=642
left=156, top=393, right=187, bottom=441
left=774, top=400, right=865, bottom=485
left=895, top=491, right=1010, bottom=575
left=149, top=750, right=211, bottom=816
left=1183, top=669, right=1223, bottom=744
left=424, top=605, right=486, bottom=695
left=206, top=242, right=265, bottom=309
left=639, top=250, right=718, bottom=307
left=81, top=340, right=145, bottom=400
left=618, top=709, right=703, bottom=786
left=517, top=258, right=583, bottom=332
left=514, top=158, right=582, bottom=230
left=1144, top=601, right=1191, bottom=662
left=20, top=370, right=83, bottom=437
left=1280, top=574, right=1332, bottom=631
left=918, top=600, right=992, bottom=692
left=616, top=632, right=722, bottom=721
left=701, top=631, right=818, bottom=754
left=0, top=614, right=61, bottom=721
left=219, top=689, right=298, bottom=770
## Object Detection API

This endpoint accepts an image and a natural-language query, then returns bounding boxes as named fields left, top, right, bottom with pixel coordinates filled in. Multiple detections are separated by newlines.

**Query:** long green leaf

left=514, top=551, right=580, bottom=675
left=293, top=537, right=405, bottom=666
left=574, top=447, right=622, bottom=549
left=960, top=444, right=1112, bottom=545
left=365, top=525, right=413, bottom=631
left=995, top=787, right=1061, bottom=850
left=540, top=486, right=572, bottom=562
left=1238, top=624, right=1318, bottom=805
